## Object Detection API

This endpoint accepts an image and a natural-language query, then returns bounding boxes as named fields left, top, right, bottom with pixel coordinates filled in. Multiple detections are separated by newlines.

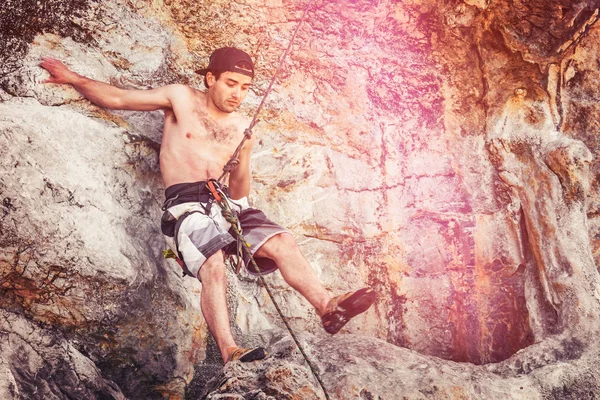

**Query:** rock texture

left=1, top=0, right=600, bottom=399
left=0, top=309, right=126, bottom=399
left=197, top=330, right=600, bottom=400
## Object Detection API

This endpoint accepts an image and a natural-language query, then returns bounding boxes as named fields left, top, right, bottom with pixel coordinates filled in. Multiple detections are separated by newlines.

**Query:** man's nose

left=232, top=86, right=242, bottom=99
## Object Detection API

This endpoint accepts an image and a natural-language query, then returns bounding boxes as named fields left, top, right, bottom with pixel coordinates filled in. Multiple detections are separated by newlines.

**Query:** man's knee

left=199, top=251, right=227, bottom=283
left=258, top=232, right=297, bottom=258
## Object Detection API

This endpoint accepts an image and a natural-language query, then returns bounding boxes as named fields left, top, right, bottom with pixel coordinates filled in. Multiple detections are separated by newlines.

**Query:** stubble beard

left=215, top=100, right=238, bottom=113
left=208, top=90, right=237, bottom=114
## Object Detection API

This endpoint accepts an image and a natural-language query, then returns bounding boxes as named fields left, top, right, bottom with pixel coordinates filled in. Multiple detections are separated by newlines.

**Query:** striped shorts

left=162, top=182, right=287, bottom=279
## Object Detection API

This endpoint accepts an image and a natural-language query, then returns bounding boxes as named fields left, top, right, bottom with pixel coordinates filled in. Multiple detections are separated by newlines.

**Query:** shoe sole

left=322, top=288, right=376, bottom=335
left=239, top=347, right=267, bottom=362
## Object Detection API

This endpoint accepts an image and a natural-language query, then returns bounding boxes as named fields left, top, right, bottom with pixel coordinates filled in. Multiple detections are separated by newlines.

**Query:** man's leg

left=198, top=250, right=238, bottom=363
left=198, top=250, right=268, bottom=364
left=254, top=232, right=376, bottom=334
left=254, top=233, right=332, bottom=316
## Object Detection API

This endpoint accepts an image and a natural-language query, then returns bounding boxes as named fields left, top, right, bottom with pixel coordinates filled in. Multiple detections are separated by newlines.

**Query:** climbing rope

left=217, top=0, right=315, bottom=185
left=210, top=1, right=331, bottom=398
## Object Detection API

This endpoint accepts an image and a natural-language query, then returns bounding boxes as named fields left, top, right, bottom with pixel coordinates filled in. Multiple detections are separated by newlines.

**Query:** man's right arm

left=40, top=57, right=185, bottom=111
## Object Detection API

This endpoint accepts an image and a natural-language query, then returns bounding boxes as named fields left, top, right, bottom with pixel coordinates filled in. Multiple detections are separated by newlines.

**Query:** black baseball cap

left=196, top=47, right=255, bottom=78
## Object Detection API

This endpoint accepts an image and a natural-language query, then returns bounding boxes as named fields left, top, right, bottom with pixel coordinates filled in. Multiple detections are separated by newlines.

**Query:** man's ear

left=206, top=72, right=216, bottom=88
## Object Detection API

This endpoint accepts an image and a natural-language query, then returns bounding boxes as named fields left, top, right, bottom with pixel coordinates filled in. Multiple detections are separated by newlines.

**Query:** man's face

left=207, top=71, right=252, bottom=113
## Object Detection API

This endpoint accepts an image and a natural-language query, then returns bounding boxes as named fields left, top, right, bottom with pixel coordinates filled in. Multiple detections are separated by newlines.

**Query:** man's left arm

left=228, top=135, right=255, bottom=200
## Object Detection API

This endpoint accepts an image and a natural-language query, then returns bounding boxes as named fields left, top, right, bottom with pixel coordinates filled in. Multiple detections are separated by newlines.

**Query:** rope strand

left=217, top=0, right=315, bottom=184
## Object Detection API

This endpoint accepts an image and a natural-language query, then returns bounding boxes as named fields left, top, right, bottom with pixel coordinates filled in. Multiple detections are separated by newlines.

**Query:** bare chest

left=164, top=109, right=242, bottom=148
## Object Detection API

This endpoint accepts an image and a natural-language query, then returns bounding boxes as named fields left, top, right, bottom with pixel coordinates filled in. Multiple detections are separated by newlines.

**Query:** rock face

left=1, top=0, right=600, bottom=399
left=0, top=309, right=126, bottom=399
left=197, top=331, right=600, bottom=400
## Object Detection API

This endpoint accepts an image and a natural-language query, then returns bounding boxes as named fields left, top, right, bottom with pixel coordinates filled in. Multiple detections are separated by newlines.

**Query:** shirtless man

left=40, top=47, right=376, bottom=364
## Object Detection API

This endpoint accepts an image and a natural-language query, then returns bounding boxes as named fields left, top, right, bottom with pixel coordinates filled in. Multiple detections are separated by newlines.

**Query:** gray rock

left=0, top=309, right=125, bottom=399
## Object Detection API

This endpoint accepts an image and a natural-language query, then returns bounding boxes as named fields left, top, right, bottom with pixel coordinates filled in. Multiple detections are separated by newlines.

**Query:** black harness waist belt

left=161, top=180, right=231, bottom=236
left=163, top=180, right=231, bottom=209
left=162, top=180, right=213, bottom=210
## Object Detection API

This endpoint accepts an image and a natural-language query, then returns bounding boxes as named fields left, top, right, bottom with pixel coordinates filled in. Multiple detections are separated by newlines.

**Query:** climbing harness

left=164, top=1, right=331, bottom=398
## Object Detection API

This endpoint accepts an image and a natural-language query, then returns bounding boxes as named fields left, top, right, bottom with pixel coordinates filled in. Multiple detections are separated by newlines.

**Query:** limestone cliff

left=1, top=0, right=600, bottom=399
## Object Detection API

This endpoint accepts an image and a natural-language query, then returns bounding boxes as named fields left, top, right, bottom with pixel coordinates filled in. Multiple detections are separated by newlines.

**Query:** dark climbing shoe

left=227, top=347, right=267, bottom=364
left=321, top=288, right=376, bottom=335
